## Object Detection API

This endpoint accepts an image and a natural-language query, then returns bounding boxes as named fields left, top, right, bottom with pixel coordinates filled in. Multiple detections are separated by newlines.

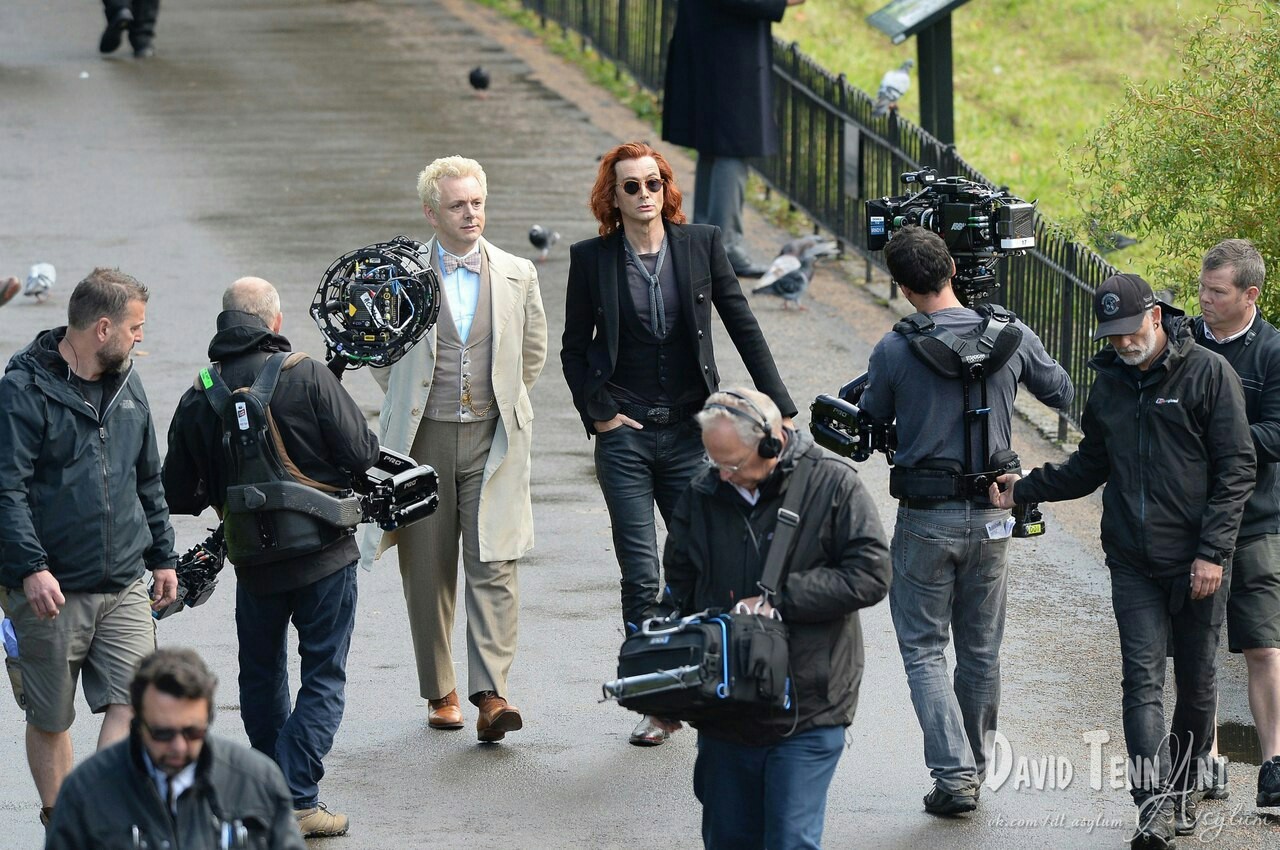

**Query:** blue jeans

left=236, top=562, right=357, bottom=809
left=693, top=726, right=845, bottom=850
left=1110, top=561, right=1228, bottom=806
left=593, top=421, right=706, bottom=629
left=888, top=505, right=1010, bottom=793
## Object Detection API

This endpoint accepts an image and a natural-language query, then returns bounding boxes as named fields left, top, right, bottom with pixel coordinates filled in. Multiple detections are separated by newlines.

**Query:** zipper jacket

left=1194, top=311, right=1280, bottom=539
left=1017, top=316, right=1255, bottom=574
left=0, top=328, right=176, bottom=591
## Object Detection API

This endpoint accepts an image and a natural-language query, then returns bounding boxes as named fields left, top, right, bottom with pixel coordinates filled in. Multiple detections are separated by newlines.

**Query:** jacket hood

left=6, top=327, right=70, bottom=380
left=6, top=326, right=132, bottom=406
left=207, top=311, right=292, bottom=361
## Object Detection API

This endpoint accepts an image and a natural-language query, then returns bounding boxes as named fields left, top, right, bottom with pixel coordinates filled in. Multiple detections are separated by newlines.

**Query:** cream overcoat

left=359, top=236, right=547, bottom=566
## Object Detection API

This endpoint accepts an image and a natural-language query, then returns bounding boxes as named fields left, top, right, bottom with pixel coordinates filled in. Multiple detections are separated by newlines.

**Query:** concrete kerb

left=440, top=0, right=1082, bottom=459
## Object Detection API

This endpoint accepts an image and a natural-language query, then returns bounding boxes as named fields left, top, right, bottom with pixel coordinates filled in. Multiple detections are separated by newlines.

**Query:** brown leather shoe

left=428, top=689, right=464, bottom=729
left=474, top=691, right=522, bottom=742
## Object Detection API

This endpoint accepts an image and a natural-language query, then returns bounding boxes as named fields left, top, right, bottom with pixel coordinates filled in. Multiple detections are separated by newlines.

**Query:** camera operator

left=163, top=277, right=380, bottom=839
left=991, top=273, right=1255, bottom=846
left=859, top=225, right=1073, bottom=816
left=662, top=389, right=890, bottom=849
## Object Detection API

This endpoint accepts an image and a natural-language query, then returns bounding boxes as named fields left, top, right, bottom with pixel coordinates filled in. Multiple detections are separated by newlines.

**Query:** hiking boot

left=99, top=7, right=133, bottom=54
left=294, top=802, right=349, bottom=837
left=1203, top=754, right=1229, bottom=800
left=1173, top=794, right=1198, bottom=836
left=922, top=785, right=978, bottom=816
left=1259, top=755, right=1280, bottom=807
left=1132, top=802, right=1176, bottom=850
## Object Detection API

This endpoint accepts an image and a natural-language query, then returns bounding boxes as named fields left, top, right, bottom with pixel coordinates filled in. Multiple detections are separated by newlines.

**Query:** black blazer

left=560, top=221, right=795, bottom=435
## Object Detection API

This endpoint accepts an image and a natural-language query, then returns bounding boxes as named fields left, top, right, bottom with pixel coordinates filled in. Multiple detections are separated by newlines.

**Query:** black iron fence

left=524, top=0, right=1117, bottom=433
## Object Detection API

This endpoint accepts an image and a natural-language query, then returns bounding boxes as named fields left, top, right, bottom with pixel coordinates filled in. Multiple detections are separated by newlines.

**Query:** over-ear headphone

left=706, top=391, right=782, bottom=459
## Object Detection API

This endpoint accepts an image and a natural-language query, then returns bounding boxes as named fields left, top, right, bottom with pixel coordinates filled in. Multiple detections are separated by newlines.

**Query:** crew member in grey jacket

left=0, top=268, right=177, bottom=829
left=46, top=648, right=305, bottom=850
left=860, top=226, right=1074, bottom=817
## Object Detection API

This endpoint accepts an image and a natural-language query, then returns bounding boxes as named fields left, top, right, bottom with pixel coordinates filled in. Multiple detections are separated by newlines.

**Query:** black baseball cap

left=1093, top=273, right=1156, bottom=340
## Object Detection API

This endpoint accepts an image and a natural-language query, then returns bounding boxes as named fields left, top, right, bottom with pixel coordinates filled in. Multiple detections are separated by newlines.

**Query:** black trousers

left=103, top=0, right=160, bottom=45
left=1111, top=561, right=1228, bottom=806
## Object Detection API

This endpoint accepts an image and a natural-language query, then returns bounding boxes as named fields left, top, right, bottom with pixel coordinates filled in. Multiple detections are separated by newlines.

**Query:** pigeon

left=1088, top=220, right=1140, bottom=254
left=23, top=263, right=55, bottom=302
left=528, top=225, right=560, bottom=262
left=469, top=66, right=490, bottom=94
left=777, top=233, right=830, bottom=259
left=1101, top=231, right=1139, bottom=253
left=752, top=241, right=839, bottom=310
left=872, top=60, right=913, bottom=118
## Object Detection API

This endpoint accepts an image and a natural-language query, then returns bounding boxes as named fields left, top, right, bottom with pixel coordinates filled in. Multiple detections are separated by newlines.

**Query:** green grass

left=774, top=0, right=1222, bottom=227
left=474, top=0, right=1229, bottom=266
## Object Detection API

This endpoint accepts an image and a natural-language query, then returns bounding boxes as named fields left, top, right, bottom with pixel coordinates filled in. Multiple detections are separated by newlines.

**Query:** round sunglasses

left=618, top=178, right=664, bottom=195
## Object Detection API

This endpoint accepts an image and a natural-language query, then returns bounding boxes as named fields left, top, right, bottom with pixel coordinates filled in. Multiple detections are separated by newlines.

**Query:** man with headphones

left=858, top=226, right=1074, bottom=817
left=661, top=388, right=891, bottom=849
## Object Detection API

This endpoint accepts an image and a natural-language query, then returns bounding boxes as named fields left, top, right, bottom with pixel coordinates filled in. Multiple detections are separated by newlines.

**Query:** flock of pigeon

left=0, top=63, right=899, bottom=314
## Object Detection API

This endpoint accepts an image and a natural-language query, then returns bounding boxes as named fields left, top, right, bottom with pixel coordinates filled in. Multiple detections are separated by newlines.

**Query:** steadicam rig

left=312, top=236, right=441, bottom=370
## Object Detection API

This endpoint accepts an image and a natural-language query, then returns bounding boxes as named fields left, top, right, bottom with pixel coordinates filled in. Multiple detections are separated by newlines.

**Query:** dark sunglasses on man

left=620, top=178, right=664, bottom=196
left=141, top=720, right=209, bottom=742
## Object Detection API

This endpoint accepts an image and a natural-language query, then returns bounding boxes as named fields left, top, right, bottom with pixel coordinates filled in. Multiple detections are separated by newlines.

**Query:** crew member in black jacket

left=561, top=141, right=795, bottom=746
left=663, top=389, right=890, bottom=850
left=163, top=277, right=379, bottom=838
left=1194, top=238, right=1280, bottom=806
left=992, top=273, right=1255, bottom=849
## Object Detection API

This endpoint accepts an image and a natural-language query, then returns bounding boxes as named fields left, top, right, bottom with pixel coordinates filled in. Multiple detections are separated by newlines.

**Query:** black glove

left=326, top=355, right=347, bottom=382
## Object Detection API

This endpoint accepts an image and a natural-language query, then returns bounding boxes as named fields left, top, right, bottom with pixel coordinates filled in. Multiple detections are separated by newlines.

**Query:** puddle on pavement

left=1218, top=720, right=1263, bottom=765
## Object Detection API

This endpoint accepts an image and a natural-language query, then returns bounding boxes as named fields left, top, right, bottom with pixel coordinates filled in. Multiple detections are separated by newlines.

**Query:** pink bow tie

left=442, top=251, right=481, bottom=275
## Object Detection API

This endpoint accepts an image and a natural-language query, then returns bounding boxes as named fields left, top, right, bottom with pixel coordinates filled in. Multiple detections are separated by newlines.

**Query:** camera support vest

left=891, top=305, right=1022, bottom=493
left=199, top=352, right=362, bottom=567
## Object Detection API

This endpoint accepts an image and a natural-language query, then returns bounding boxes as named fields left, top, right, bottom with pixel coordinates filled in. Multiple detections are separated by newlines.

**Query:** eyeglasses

left=618, top=178, right=664, bottom=196
left=710, top=449, right=755, bottom=476
left=142, top=720, right=209, bottom=743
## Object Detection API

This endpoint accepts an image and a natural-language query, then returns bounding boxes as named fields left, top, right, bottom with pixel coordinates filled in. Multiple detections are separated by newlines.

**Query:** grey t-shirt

left=859, top=307, right=1074, bottom=470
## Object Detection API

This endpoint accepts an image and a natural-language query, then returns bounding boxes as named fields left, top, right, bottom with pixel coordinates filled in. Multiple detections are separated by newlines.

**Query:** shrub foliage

left=1075, top=1, right=1280, bottom=317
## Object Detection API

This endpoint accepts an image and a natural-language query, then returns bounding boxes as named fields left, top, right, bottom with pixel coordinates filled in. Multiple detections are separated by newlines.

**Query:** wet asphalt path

left=1, top=0, right=1277, bottom=847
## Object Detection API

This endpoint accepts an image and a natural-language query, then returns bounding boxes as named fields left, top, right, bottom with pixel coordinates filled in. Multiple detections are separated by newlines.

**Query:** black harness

left=200, top=353, right=361, bottom=567
left=889, top=305, right=1023, bottom=499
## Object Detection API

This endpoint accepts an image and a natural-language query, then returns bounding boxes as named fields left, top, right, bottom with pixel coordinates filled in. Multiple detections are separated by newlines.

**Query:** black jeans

left=1110, top=561, right=1228, bottom=807
left=103, top=0, right=160, bottom=45
left=593, top=420, right=706, bottom=629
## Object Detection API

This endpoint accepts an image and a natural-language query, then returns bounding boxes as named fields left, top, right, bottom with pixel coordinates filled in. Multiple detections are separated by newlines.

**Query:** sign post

left=867, top=0, right=973, bottom=145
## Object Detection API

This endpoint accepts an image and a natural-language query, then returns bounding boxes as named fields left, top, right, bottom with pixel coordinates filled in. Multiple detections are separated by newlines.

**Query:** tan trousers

left=399, top=417, right=518, bottom=702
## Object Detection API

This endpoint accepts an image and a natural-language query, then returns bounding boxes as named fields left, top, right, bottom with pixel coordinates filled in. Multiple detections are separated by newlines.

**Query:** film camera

left=152, top=447, right=439, bottom=619
left=312, top=236, right=441, bottom=370
left=810, top=374, right=894, bottom=463
left=809, top=383, right=1044, bottom=538
left=866, top=168, right=1036, bottom=303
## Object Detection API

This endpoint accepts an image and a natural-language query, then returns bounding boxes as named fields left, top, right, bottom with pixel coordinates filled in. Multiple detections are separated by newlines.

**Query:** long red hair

left=589, top=142, right=687, bottom=236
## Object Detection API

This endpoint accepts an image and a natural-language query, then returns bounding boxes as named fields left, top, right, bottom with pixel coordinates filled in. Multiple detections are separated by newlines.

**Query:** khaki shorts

left=0, top=577, right=156, bottom=732
left=1227, top=534, right=1280, bottom=653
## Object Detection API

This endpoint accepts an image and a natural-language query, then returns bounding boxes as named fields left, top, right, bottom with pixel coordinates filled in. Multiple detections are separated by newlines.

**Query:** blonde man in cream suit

left=363, top=156, right=547, bottom=742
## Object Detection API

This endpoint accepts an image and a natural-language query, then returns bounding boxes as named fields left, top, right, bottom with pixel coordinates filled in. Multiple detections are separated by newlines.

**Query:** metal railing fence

left=524, top=0, right=1119, bottom=433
